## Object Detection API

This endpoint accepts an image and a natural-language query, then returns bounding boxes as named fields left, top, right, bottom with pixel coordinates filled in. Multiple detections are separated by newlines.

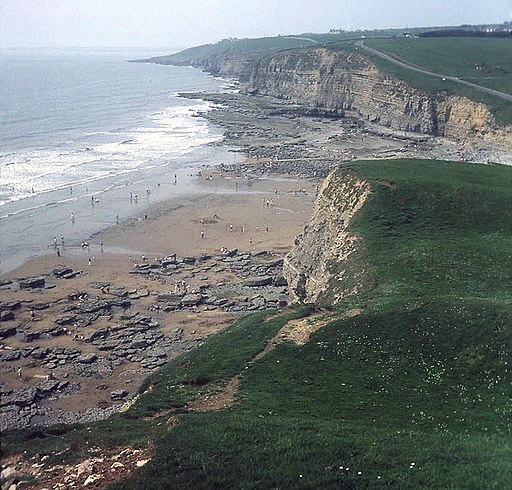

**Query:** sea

left=0, top=47, right=241, bottom=273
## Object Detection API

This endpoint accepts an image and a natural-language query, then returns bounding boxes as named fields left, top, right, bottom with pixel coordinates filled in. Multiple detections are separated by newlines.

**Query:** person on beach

left=200, top=230, right=204, bottom=239
left=61, top=235, right=64, bottom=246
left=100, top=240, right=104, bottom=252
left=230, top=223, right=233, bottom=232
left=17, top=366, right=23, bottom=381
left=56, top=247, right=60, bottom=257
left=71, top=213, right=75, bottom=223
left=88, top=257, right=92, bottom=266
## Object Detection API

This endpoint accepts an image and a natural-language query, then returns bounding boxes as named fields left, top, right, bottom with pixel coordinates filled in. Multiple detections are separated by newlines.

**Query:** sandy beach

left=0, top=163, right=320, bottom=429
left=2, top=88, right=510, bottom=430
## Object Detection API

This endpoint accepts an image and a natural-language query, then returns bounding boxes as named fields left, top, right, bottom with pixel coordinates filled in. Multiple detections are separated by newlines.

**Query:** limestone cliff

left=284, top=170, right=371, bottom=304
left=173, top=53, right=256, bottom=82
left=142, top=51, right=256, bottom=81
left=244, top=48, right=512, bottom=144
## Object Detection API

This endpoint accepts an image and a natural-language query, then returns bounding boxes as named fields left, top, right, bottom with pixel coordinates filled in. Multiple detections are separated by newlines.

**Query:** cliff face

left=180, top=54, right=256, bottom=82
left=244, top=48, right=511, bottom=143
left=284, top=170, right=371, bottom=304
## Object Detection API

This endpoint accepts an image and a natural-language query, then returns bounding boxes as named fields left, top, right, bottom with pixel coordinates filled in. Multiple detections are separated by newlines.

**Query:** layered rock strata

left=244, top=48, right=511, bottom=145
left=284, top=170, right=371, bottom=303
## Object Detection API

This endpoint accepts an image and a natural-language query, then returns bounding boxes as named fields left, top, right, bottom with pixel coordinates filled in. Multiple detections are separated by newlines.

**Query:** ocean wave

left=0, top=98, right=222, bottom=207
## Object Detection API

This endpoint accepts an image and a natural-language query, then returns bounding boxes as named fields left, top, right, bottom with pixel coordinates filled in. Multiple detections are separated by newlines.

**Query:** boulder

left=11, top=387, right=38, bottom=406
left=0, top=301, right=21, bottom=311
left=19, top=276, right=45, bottom=289
left=181, top=256, right=196, bottom=264
left=77, top=352, right=97, bottom=364
left=110, top=389, right=128, bottom=400
left=278, top=295, right=289, bottom=307
left=244, top=276, right=273, bottom=287
left=32, top=302, right=51, bottom=310
left=273, top=274, right=288, bottom=286
left=23, top=331, right=41, bottom=342
left=52, top=267, right=73, bottom=277
left=0, top=325, right=17, bottom=339
left=55, top=315, right=77, bottom=326
left=0, top=351, right=20, bottom=362
left=180, top=294, right=204, bottom=307
left=158, top=293, right=184, bottom=302
left=0, top=311, right=15, bottom=322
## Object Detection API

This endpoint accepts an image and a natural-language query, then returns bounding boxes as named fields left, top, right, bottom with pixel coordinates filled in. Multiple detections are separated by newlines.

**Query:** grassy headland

left=353, top=38, right=512, bottom=125
left=365, top=37, right=512, bottom=95
left=4, top=159, right=511, bottom=488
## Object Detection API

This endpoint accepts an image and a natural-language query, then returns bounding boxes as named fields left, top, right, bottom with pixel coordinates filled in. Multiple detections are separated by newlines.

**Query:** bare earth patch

left=2, top=445, right=154, bottom=490
left=187, top=376, right=240, bottom=412
left=187, top=308, right=362, bottom=412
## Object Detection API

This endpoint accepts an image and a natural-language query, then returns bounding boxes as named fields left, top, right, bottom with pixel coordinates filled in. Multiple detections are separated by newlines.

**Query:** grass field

left=365, top=38, right=512, bottom=94
left=362, top=38, right=512, bottom=125
left=3, top=159, right=511, bottom=489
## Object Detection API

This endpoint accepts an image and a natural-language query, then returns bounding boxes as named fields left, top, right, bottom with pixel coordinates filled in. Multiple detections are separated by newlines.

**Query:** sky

left=1, top=0, right=511, bottom=49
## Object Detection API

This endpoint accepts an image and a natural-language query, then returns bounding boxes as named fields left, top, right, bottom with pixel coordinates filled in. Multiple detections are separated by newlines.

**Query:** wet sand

left=0, top=167, right=319, bottom=429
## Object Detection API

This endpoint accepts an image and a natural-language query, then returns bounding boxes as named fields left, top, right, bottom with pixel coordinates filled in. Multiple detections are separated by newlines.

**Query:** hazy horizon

left=1, top=0, right=511, bottom=50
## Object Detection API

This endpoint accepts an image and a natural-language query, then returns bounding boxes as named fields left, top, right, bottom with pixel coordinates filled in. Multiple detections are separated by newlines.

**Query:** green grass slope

left=362, top=38, right=512, bottom=125
left=3, top=159, right=511, bottom=489
left=365, top=38, right=512, bottom=94
left=142, top=36, right=318, bottom=65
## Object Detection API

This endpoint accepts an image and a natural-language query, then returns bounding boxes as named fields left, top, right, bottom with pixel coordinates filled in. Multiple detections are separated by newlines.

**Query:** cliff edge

left=244, top=47, right=512, bottom=145
left=284, top=169, right=371, bottom=304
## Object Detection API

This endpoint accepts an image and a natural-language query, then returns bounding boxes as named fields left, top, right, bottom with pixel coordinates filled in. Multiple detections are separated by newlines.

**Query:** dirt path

left=187, top=308, right=363, bottom=412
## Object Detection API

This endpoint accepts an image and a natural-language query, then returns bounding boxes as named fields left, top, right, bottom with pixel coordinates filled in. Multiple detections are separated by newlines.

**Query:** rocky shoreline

left=2, top=85, right=507, bottom=433
left=0, top=247, right=291, bottom=430
left=183, top=91, right=512, bottom=172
